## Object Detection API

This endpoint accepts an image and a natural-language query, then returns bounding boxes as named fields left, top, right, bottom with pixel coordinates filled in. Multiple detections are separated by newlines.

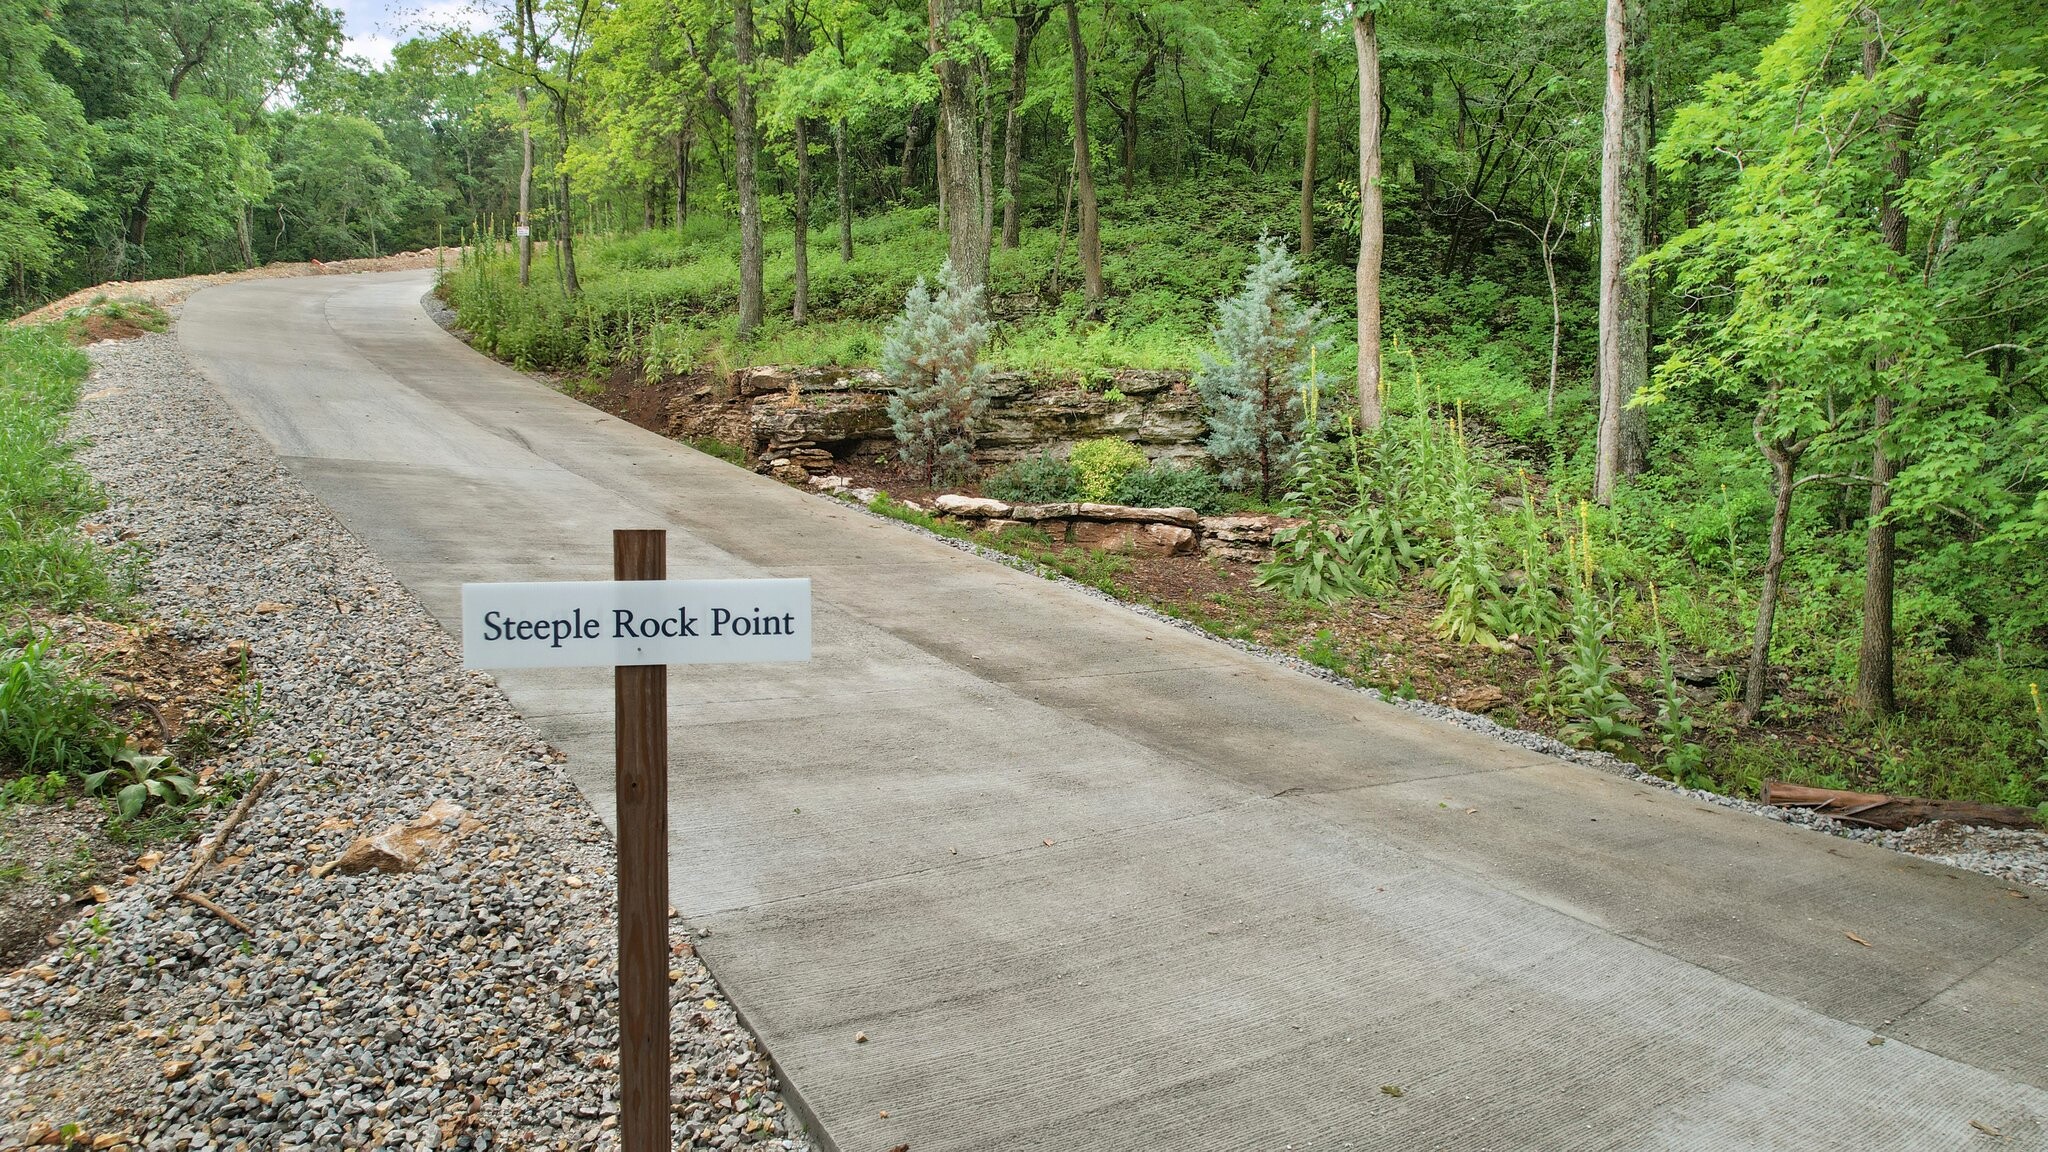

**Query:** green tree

left=1195, top=238, right=1326, bottom=499
left=883, top=260, right=990, bottom=482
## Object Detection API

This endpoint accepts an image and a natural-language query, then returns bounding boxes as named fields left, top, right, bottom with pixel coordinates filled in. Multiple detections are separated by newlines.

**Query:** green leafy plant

left=0, top=634, right=116, bottom=776
left=1112, top=462, right=1227, bottom=513
left=985, top=452, right=1080, bottom=503
left=1258, top=438, right=1368, bottom=605
left=1555, top=529, right=1643, bottom=753
left=85, top=747, right=197, bottom=820
left=1428, top=420, right=1506, bottom=650
left=1068, top=437, right=1149, bottom=502
left=1649, top=586, right=1709, bottom=787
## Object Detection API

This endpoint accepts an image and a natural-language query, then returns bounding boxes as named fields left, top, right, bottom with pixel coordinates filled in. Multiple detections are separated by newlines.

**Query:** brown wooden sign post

left=614, top=529, right=670, bottom=1151
left=460, top=541, right=812, bottom=1152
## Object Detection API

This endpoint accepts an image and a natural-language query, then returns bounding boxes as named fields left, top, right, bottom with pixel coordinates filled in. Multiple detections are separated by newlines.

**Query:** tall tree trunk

left=1594, top=0, right=1649, bottom=504
left=517, top=93, right=534, bottom=285
left=235, top=205, right=254, bottom=268
left=834, top=119, right=853, bottom=261
left=1298, top=50, right=1318, bottom=258
left=1352, top=9, right=1383, bottom=427
left=1001, top=6, right=1046, bottom=250
left=554, top=101, right=580, bottom=297
left=783, top=13, right=810, bottom=322
left=1853, top=11, right=1919, bottom=718
left=1064, top=0, right=1104, bottom=314
left=735, top=0, right=765, bottom=336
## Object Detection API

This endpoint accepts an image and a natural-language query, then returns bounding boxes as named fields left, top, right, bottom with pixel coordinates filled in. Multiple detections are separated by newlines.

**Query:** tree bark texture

left=1854, top=10, right=1917, bottom=718
left=1744, top=412, right=1809, bottom=724
left=554, top=99, right=580, bottom=297
left=783, top=14, right=809, bottom=322
left=517, top=89, right=533, bottom=286
left=1353, top=9, right=1384, bottom=428
left=834, top=118, right=853, bottom=261
left=1594, top=0, right=1649, bottom=504
left=931, top=0, right=990, bottom=292
left=1299, top=51, right=1318, bottom=258
left=674, top=124, right=690, bottom=229
left=1064, top=0, right=1104, bottom=314
left=735, top=0, right=765, bottom=336
left=1001, top=6, right=1047, bottom=249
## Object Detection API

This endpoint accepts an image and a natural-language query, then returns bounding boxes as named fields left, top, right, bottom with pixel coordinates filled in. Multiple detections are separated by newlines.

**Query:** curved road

left=181, top=271, right=2047, bottom=1150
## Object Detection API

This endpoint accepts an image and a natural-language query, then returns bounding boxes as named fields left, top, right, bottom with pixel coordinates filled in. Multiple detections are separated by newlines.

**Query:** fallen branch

left=176, top=890, right=253, bottom=934
left=1761, top=780, right=2039, bottom=831
left=174, top=768, right=279, bottom=894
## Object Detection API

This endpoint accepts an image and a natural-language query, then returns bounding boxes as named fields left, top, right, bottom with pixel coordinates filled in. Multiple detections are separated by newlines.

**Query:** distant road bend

left=182, top=270, right=2048, bottom=1151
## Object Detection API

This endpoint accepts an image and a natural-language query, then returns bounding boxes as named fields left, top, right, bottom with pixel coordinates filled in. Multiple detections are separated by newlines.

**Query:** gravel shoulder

left=0, top=328, right=810, bottom=1151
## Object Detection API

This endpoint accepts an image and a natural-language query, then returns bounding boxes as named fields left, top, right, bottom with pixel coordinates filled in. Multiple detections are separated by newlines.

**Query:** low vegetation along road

left=134, top=268, right=2047, bottom=1148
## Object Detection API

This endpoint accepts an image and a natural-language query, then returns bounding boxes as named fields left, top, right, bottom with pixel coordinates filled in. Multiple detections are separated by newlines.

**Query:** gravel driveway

left=0, top=329, right=811, bottom=1151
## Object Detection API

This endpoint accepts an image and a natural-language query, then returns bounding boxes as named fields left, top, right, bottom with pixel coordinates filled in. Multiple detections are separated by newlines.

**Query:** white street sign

left=515, top=225, right=532, bottom=238
left=461, top=578, right=810, bottom=669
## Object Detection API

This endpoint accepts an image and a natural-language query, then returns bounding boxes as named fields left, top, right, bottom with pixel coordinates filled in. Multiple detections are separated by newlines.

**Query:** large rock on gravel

left=330, top=799, right=475, bottom=875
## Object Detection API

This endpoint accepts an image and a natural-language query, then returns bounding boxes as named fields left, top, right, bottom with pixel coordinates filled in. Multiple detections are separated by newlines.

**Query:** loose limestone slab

left=934, top=495, right=1013, bottom=518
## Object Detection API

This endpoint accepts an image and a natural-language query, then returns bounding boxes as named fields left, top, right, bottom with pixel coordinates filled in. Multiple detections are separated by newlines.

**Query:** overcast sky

left=335, top=0, right=488, bottom=67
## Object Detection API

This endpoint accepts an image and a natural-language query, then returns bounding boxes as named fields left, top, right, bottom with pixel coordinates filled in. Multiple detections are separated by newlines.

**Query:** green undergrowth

left=0, top=323, right=208, bottom=835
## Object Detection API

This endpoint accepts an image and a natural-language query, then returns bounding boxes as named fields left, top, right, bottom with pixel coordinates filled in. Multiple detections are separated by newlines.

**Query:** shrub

left=1112, top=462, right=1227, bottom=513
left=0, top=635, right=116, bottom=777
left=985, top=452, right=1080, bottom=503
left=1069, top=437, right=1149, bottom=502
left=1193, top=238, right=1328, bottom=499
left=883, top=261, right=989, bottom=483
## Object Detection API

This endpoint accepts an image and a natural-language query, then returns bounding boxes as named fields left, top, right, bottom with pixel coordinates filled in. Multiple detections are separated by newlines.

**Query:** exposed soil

left=0, top=613, right=248, bottom=969
left=11, top=248, right=463, bottom=327
left=66, top=314, right=154, bottom=344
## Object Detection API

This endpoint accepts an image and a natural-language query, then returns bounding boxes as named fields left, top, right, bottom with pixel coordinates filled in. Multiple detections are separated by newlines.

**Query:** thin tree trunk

left=1594, top=0, right=1649, bottom=503
left=901, top=105, right=922, bottom=198
left=1064, top=0, right=1104, bottom=314
left=1744, top=427, right=1805, bottom=724
left=675, top=125, right=689, bottom=229
left=1853, top=9, right=1917, bottom=718
left=735, top=0, right=764, bottom=336
left=834, top=119, right=853, bottom=261
left=1543, top=232, right=1561, bottom=418
left=784, top=13, right=809, bottom=322
left=517, top=90, right=533, bottom=285
left=1353, top=9, right=1383, bottom=427
left=555, top=101, right=580, bottom=297
left=1299, top=49, right=1318, bottom=258
left=1001, top=7, right=1047, bottom=250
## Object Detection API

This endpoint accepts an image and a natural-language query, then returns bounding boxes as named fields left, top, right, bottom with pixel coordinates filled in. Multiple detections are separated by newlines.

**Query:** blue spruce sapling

left=883, top=261, right=990, bottom=484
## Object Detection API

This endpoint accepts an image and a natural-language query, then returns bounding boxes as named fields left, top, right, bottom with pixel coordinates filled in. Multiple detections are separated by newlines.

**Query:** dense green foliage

left=11, top=0, right=2045, bottom=802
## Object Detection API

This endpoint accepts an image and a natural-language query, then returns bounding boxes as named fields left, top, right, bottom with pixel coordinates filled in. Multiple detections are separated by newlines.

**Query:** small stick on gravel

left=176, top=891, right=253, bottom=934
left=173, top=768, right=279, bottom=894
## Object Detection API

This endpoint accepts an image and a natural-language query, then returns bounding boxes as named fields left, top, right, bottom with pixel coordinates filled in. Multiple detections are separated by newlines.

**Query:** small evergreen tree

left=1195, top=238, right=1328, bottom=499
left=883, top=260, right=990, bottom=483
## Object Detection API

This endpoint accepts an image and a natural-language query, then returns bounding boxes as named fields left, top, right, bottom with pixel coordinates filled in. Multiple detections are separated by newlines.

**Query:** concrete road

left=180, top=270, right=2048, bottom=1150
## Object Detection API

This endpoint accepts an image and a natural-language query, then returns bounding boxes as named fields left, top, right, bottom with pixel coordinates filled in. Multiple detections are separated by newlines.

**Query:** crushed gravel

left=825, top=486, right=2048, bottom=895
left=0, top=328, right=811, bottom=1151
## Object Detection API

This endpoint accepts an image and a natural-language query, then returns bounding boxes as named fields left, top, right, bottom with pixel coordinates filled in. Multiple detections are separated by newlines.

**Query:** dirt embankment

left=10, top=249, right=463, bottom=326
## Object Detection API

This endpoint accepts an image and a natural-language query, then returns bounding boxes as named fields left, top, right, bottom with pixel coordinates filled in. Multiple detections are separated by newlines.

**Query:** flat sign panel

left=462, top=578, right=810, bottom=669
left=515, top=225, right=532, bottom=238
